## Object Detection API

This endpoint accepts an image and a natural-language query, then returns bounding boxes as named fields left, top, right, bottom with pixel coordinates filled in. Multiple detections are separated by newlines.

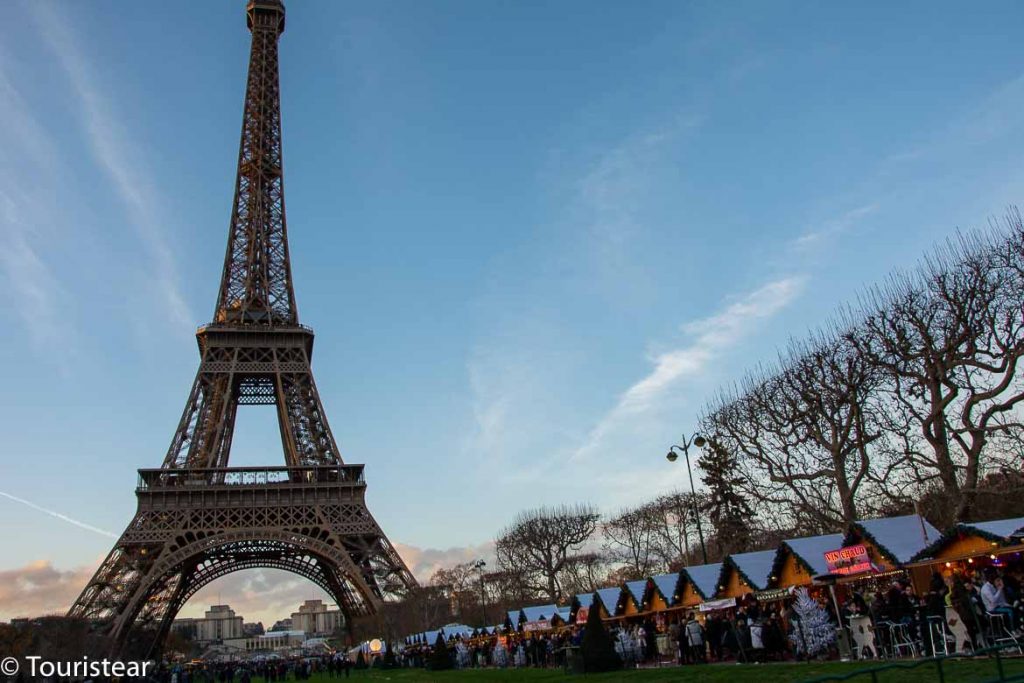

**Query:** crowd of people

left=397, top=565, right=1024, bottom=671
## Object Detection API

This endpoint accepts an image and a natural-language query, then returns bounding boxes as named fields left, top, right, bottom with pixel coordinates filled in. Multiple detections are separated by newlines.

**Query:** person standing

left=686, top=613, right=705, bottom=663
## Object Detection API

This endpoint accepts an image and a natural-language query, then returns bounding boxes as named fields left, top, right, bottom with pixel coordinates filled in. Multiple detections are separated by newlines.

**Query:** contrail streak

left=0, top=491, right=117, bottom=538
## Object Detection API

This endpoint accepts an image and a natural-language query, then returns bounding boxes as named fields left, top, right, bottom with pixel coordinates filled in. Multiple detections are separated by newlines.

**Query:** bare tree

left=602, top=505, right=659, bottom=578
left=430, top=561, right=485, bottom=621
left=854, top=229, right=1024, bottom=521
left=647, top=490, right=708, bottom=569
left=495, top=504, right=600, bottom=602
left=557, top=552, right=608, bottom=598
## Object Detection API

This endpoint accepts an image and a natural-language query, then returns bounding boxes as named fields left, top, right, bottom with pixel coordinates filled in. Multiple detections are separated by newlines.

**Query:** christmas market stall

left=679, top=563, right=725, bottom=612
left=620, top=579, right=650, bottom=619
left=841, top=514, right=940, bottom=594
left=716, top=549, right=777, bottom=601
left=649, top=572, right=684, bottom=613
left=907, top=516, right=1024, bottom=575
left=768, top=533, right=844, bottom=591
left=520, top=604, right=559, bottom=633
left=568, top=586, right=623, bottom=626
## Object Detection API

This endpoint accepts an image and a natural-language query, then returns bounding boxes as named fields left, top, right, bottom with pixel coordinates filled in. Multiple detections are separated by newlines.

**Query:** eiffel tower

left=68, top=0, right=417, bottom=655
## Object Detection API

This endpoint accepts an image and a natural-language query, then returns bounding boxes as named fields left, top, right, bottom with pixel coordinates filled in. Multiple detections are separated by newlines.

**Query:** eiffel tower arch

left=68, top=0, right=417, bottom=655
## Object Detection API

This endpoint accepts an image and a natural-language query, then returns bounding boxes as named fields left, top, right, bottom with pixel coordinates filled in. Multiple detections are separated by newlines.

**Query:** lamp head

left=666, top=450, right=679, bottom=463
left=693, top=435, right=707, bottom=448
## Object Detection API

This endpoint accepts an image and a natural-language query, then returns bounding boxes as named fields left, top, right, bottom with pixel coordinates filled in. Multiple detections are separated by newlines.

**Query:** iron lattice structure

left=68, top=0, right=417, bottom=655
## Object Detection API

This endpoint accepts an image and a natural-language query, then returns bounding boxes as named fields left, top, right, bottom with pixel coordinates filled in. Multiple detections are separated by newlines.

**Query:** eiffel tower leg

left=69, top=481, right=416, bottom=655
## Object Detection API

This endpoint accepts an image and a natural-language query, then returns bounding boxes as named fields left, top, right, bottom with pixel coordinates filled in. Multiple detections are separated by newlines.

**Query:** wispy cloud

left=0, top=60, right=71, bottom=357
left=571, top=276, right=805, bottom=462
left=0, top=491, right=117, bottom=539
left=573, top=115, right=702, bottom=295
left=792, top=203, right=879, bottom=252
left=29, top=3, right=192, bottom=329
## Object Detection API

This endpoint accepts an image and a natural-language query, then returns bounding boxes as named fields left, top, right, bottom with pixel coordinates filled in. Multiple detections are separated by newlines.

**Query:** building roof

left=573, top=592, right=595, bottom=609
left=850, top=515, right=940, bottom=564
left=723, top=549, right=777, bottom=590
left=682, top=563, right=723, bottom=599
left=595, top=587, right=624, bottom=614
left=624, top=579, right=647, bottom=605
left=521, top=604, right=558, bottom=622
left=506, top=609, right=522, bottom=625
left=650, top=573, right=680, bottom=605
left=554, top=607, right=571, bottom=622
left=909, top=516, right=1024, bottom=562
left=776, top=533, right=845, bottom=577
left=440, top=623, right=473, bottom=639
left=969, top=517, right=1024, bottom=539
left=261, top=630, right=305, bottom=638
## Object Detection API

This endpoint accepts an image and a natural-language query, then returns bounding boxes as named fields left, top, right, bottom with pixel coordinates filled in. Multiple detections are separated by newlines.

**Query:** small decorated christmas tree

left=788, top=587, right=836, bottom=658
left=580, top=597, right=622, bottom=672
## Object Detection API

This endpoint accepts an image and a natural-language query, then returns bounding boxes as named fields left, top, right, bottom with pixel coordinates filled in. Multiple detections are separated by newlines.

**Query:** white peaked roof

left=521, top=604, right=558, bottom=622
left=853, top=515, right=940, bottom=564
left=595, top=587, right=623, bottom=613
left=574, top=592, right=595, bottom=608
left=651, top=573, right=680, bottom=604
left=624, top=579, right=647, bottom=604
left=969, top=517, right=1024, bottom=539
left=780, top=533, right=845, bottom=576
left=440, top=623, right=473, bottom=639
left=683, top=563, right=723, bottom=599
left=726, top=549, right=777, bottom=590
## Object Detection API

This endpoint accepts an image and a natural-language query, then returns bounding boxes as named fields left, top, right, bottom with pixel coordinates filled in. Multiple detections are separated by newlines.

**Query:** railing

left=802, top=643, right=1024, bottom=683
left=137, top=465, right=364, bottom=490
left=197, top=322, right=314, bottom=334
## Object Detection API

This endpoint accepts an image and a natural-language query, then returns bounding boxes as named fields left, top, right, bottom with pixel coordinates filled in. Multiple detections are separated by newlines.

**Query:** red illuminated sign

left=823, top=544, right=874, bottom=575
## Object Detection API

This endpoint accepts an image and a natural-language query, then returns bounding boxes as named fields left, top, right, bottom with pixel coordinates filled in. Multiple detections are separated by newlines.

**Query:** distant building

left=270, top=618, right=293, bottom=632
left=223, top=630, right=306, bottom=653
left=243, top=622, right=265, bottom=637
left=290, top=599, right=343, bottom=636
left=193, top=605, right=245, bottom=643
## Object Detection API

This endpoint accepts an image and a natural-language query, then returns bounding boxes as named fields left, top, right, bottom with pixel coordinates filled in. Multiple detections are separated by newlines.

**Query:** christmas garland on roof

left=845, top=523, right=907, bottom=567
left=768, top=543, right=818, bottom=584
left=680, top=567, right=713, bottom=600
left=649, top=574, right=683, bottom=606
left=909, top=523, right=1010, bottom=562
left=720, top=555, right=770, bottom=591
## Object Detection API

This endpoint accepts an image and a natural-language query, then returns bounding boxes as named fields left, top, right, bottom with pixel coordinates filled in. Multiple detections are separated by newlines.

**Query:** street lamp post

left=666, top=433, right=708, bottom=564
left=472, top=559, right=488, bottom=625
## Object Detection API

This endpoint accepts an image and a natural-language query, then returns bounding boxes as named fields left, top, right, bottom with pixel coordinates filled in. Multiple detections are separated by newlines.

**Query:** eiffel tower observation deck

left=68, top=0, right=417, bottom=656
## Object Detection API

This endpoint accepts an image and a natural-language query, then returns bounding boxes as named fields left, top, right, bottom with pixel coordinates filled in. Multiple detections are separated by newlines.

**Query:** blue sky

left=3, top=0, right=1024, bottom=623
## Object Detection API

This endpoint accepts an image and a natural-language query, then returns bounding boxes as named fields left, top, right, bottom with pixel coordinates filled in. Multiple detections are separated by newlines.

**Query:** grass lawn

left=276, top=657, right=1024, bottom=683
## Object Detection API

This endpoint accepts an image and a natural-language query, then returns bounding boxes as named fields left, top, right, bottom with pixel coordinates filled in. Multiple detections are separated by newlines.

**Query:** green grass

left=279, top=657, right=1024, bottom=683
